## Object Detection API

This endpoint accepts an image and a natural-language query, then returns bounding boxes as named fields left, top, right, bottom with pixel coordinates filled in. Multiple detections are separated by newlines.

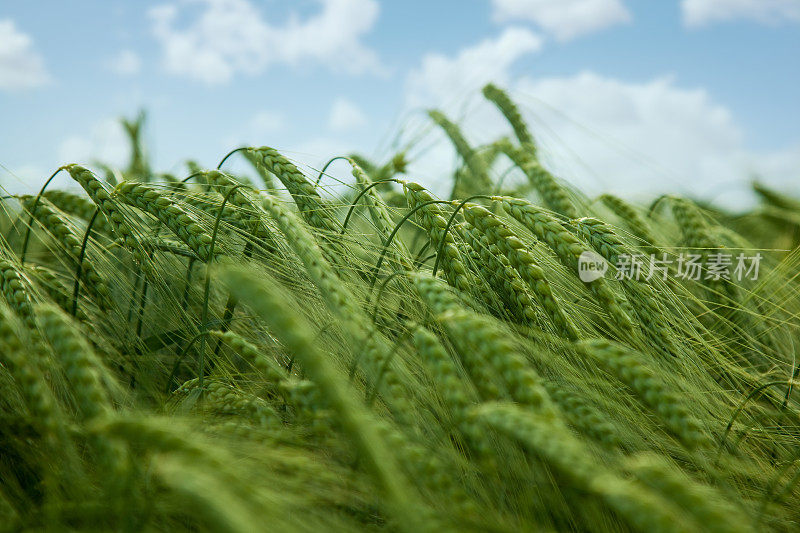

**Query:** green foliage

left=0, top=91, right=798, bottom=532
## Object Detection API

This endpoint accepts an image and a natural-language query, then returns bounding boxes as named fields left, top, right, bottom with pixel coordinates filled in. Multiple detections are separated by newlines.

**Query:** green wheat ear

left=482, top=83, right=536, bottom=149
left=577, top=338, right=710, bottom=450
left=497, top=196, right=636, bottom=332
left=463, top=204, right=579, bottom=339
left=428, top=109, right=492, bottom=197
left=494, top=137, right=580, bottom=218
left=246, top=146, right=341, bottom=233
left=121, top=110, right=151, bottom=181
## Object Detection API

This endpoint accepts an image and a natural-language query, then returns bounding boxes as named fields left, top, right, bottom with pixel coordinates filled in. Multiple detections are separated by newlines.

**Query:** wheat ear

left=246, top=147, right=340, bottom=233
left=402, top=181, right=486, bottom=297
left=65, top=164, right=143, bottom=257
left=482, top=83, right=535, bottom=148
left=220, top=265, right=427, bottom=531
left=495, top=139, right=579, bottom=219
left=573, top=216, right=678, bottom=356
left=626, top=452, right=752, bottom=533
left=114, top=182, right=219, bottom=262
left=497, top=196, right=635, bottom=331
left=0, top=257, right=37, bottom=327
left=577, top=339, right=709, bottom=449
left=599, top=193, right=661, bottom=253
left=42, top=190, right=112, bottom=234
left=428, top=110, right=492, bottom=196
left=21, top=197, right=111, bottom=307
left=541, top=380, right=621, bottom=447
left=463, top=204, right=579, bottom=339
left=474, top=402, right=693, bottom=533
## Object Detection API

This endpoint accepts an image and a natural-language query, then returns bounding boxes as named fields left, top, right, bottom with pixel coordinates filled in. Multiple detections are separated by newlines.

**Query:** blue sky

left=1, top=0, right=798, bottom=206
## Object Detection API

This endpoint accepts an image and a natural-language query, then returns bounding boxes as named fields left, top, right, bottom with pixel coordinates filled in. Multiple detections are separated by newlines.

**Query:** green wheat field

left=1, top=84, right=799, bottom=532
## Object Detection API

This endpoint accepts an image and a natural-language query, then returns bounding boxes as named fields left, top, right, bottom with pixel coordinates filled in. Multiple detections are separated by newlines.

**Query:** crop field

left=1, top=84, right=799, bottom=532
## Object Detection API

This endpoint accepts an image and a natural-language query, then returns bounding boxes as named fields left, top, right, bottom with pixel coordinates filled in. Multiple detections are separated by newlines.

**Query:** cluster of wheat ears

left=1, top=85, right=799, bottom=532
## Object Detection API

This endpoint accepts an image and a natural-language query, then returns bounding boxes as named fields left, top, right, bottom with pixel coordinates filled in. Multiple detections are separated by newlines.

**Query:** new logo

left=578, top=251, right=608, bottom=282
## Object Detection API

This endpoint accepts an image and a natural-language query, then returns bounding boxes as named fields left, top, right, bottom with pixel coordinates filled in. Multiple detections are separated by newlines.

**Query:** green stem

left=431, top=195, right=490, bottom=277
left=20, top=167, right=67, bottom=264
left=166, top=331, right=212, bottom=393
left=197, top=184, right=245, bottom=391
left=315, top=156, right=350, bottom=187
left=71, top=209, right=100, bottom=317
left=369, top=200, right=451, bottom=291
left=341, top=178, right=401, bottom=234
left=717, top=380, right=790, bottom=461
left=216, top=146, right=250, bottom=170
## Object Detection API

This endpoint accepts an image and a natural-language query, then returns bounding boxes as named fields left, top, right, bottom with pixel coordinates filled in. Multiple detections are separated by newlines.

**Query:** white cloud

left=405, top=27, right=543, bottom=112
left=513, top=73, right=800, bottom=206
left=108, top=49, right=142, bottom=76
left=490, top=0, right=631, bottom=41
left=509, top=73, right=747, bottom=199
left=0, top=19, right=50, bottom=91
left=682, top=0, right=800, bottom=26
left=58, top=119, right=130, bottom=168
left=220, top=110, right=286, bottom=152
left=149, top=0, right=381, bottom=84
left=328, top=98, right=368, bottom=132
left=401, top=38, right=799, bottom=207
left=249, top=110, right=284, bottom=136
